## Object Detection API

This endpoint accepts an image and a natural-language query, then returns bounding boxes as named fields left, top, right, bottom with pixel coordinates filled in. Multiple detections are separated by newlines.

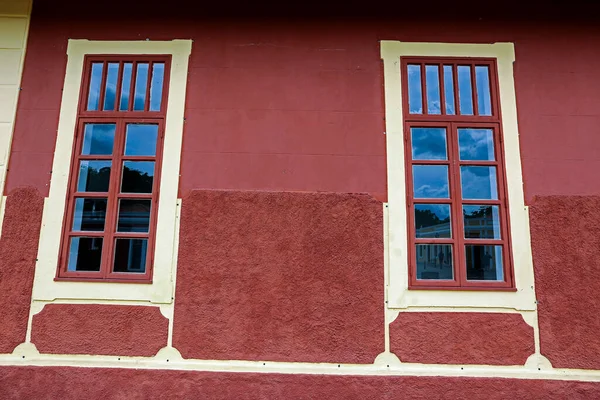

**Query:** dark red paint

left=31, top=304, right=168, bottom=356
left=173, top=190, right=384, bottom=363
left=0, top=188, right=44, bottom=353
left=530, top=196, right=600, bottom=369
left=390, top=312, right=534, bottom=365
left=2, top=366, right=600, bottom=400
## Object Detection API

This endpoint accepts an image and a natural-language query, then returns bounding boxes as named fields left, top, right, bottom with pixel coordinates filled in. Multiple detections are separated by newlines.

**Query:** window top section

left=81, top=55, right=171, bottom=116
left=401, top=57, right=499, bottom=122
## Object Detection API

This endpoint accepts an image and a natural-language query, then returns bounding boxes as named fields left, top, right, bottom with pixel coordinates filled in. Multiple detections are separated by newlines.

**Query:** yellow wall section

left=0, top=0, right=31, bottom=232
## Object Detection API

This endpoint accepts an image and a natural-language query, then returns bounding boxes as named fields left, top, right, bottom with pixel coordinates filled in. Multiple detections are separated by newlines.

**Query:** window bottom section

left=415, top=244, right=454, bottom=280
left=113, top=238, right=148, bottom=273
left=67, top=237, right=103, bottom=272
left=465, top=244, right=503, bottom=281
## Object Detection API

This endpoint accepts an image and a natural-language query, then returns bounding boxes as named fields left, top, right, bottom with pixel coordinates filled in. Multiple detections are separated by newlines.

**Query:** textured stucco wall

left=172, top=190, right=384, bottom=363
left=390, top=313, right=535, bottom=365
left=2, top=367, right=600, bottom=400
left=31, top=304, right=168, bottom=356
left=0, top=187, right=43, bottom=353
left=530, top=196, right=600, bottom=369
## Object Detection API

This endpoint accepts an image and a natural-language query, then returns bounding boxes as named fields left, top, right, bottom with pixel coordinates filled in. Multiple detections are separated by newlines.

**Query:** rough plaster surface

left=172, top=190, right=384, bottom=363
left=390, top=312, right=534, bottom=365
left=0, top=188, right=44, bottom=353
left=31, top=304, right=168, bottom=357
left=1, top=367, right=600, bottom=399
left=530, top=196, right=600, bottom=369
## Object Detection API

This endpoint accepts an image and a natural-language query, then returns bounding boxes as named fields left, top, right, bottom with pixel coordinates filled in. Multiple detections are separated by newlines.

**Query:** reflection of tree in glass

left=415, top=208, right=450, bottom=227
left=83, top=166, right=111, bottom=192
left=122, top=166, right=153, bottom=193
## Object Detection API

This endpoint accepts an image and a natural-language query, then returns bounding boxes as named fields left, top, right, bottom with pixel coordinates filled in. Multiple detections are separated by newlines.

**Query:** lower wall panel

left=530, top=196, right=600, bottom=369
left=173, top=190, right=385, bottom=363
left=389, top=312, right=535, bottom=365
left=0, top=188, right=44, bottom=353
left=1, top=367, right=599, bottom=399
left=31, top=304, right=168, bottom=357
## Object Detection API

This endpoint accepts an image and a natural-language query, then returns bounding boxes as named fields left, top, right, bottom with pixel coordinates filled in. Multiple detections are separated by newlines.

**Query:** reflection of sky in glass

left=124, top=124, right=158, bottom=156
left=82, top=124, right=115, bottom=155
left=465, top=245, right=503, bottom=281
left=77, top=160, right=111, bottom=192
left=411, top=128, right=447, bottom=160
left=463, top=205, right=501, bottom=239
left=458, top=129, right=495, bottom=161
left=413, top=165, right=449, bottom=199
left=120, top=63, right=133, bottom=111
left=103, top=63, right=119, bottom=111
left=425, top=65, right=441, bottom=114
left=87, top=63, right=103, bottom=111
left=149, top=63, right=165, bottom=111
left=457, top=66, right=473, bottom=115
left=407, top=65, right=422, bottom=114
left=415, top=204, right=451, bottom=238
left=68, top=238, right=81, bottom=271
left=475, top=66, right=492, bottom=116
left=443, top=65, right=455, bottom=115
left=460, top=166, right=498, bottom=199
left=134, top=63, right=149, bottom=111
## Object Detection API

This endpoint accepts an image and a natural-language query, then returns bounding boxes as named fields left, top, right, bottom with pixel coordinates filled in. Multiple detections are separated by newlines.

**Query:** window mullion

left=101, top=119, right=125, bottom=278
left=447, top=122, right=466, bottom=286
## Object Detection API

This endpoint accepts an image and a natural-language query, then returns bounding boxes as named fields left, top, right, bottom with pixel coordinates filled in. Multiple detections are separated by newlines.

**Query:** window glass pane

left=411, top=127, right=447, bottom=160
left=117, top=199, right=151, bottom=233
left=457, top=66, right=474, bottom=115
left=458, top=128, right=495, bottom=161
left=103, top=62, right=119, bottom=111
left=113, top=238, right=148, bottom=273
left=68, top=237, right=103, bottom=272
left=466, top=245, right=503, bottom=281
left=86, top=63, right=103, bottom=111
left=407, top=64, right=422, bottom=114
left=413, top=165, right=449, bottom=199
left=463, top=205, right=501, bottom=239
left=460, top=166, right=498, bottom=200
left=72, top=198, right=107, bottom=232
left=121, top=161, right=155, bottom=193
left=443, top=65, right=455, bottom=115
left=415, top=204, right=451, bottom=238
left=149, top=63, right=165, bottom=112
left=119, top=63, right=133, bottom=111
left=124, top=124, right=158, bottom=156
left=77, top=161, right=111, bottom=192
left=81, top=124, right=116, bottom=155
left=475, top=66, right=492, bottom=116
left=133, top=63, right=149, bottom=111
left=425, top=65, right=441, bottom=115
left=416, top=244, right=453, bottom=280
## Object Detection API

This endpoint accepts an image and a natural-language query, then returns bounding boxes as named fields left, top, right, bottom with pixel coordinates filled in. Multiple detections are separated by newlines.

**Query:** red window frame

left=400, top=57, right=515, bottom=290
left=56, top=55, right=171, bottom=283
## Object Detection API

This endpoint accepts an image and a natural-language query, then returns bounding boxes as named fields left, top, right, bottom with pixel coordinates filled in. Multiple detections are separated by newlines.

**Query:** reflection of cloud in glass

left=134, top=63, right=149, bottom=111
left=443, top=65, right=456, bottom=115
left=411, top=128, right=447, bottom=160
left=407, top=64, right=422, bottom=114
left=87, top=63, right=104, bottom=111
left=459, top=129, right=495, bottom=160
left=413, top=165, right=449, bottom=198
left=103, top=63, right=119, bottom=110
left=82, top=124, right=115, bottom=155
left=460, top=166, right=498, bottom=200
left=415, top=204, right=451, bottom=238
left=458, top=66, right=473, bottom=115
left=125, top=124, right=158, bottom=156
left=149, top=63, right=165, bottom=111
left=425, top=65, right=441, bottom=115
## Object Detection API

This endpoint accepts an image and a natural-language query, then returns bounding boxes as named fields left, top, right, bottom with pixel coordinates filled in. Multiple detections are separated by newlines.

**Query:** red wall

left=2, top=366, right=600, bottom=400
left=3, top=0, right=600, bottom=381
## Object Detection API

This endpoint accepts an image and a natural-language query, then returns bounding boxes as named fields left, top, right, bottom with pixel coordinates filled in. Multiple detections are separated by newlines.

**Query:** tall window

left=401, top=57, right=513, bottom=289
left=57, top=55, right=170, bottom=282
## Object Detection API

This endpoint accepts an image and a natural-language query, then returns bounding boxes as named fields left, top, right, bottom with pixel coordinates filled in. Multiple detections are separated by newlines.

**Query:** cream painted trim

left=31, top=40, right=192, bottom=304
left=381, top=41, right=536, bottom=311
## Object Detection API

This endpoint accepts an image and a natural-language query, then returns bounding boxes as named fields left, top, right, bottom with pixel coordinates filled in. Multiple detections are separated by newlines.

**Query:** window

left=381, top=42, right=536, bottom=310
left=402, top=58, right=513, bottom=289
left=57, top=56, right=170, bottom=282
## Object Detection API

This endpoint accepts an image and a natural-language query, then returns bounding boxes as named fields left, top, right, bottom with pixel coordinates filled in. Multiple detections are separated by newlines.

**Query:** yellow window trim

left=31, top=39, right=192, bottom=304
left=381, top=41, right=536, bottom=311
